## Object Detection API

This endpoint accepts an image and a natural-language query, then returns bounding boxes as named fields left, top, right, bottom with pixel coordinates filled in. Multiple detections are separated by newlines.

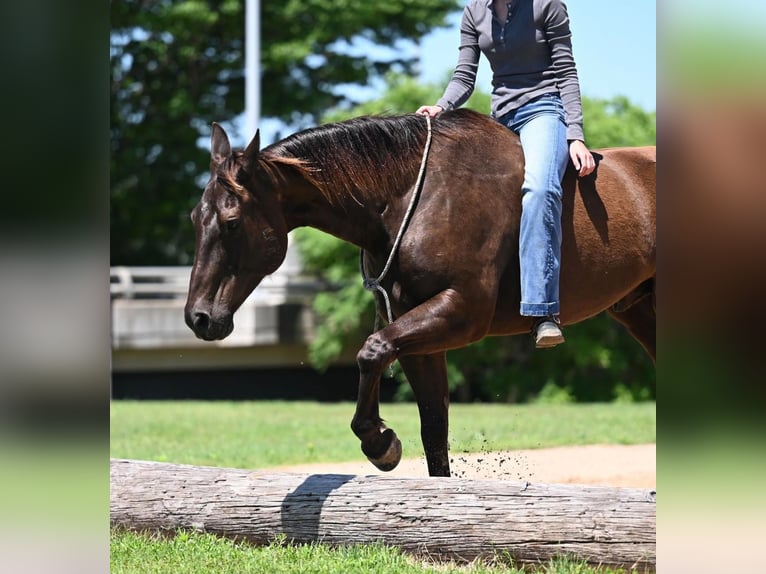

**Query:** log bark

left=110, top=458, right=655, bottom=569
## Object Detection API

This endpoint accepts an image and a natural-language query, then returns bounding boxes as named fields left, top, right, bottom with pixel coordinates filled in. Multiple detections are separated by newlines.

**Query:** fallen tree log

left=110, top=458, right=655, bottom=569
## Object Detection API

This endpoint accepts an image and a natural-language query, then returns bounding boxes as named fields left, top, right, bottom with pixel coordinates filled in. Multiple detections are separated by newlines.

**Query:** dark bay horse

left=185, top=109, right=656, bottom=477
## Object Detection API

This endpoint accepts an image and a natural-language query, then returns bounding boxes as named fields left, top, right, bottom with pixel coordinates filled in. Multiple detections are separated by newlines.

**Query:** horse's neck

left=263, top=135, right=415, bottom=251
left=280, top=178, right=388, bottom=251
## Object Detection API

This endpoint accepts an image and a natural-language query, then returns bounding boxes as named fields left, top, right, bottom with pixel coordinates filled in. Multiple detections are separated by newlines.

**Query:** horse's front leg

left=350, top=330, right=402, bottom=472
left=351, top=288, right=493, bottom=476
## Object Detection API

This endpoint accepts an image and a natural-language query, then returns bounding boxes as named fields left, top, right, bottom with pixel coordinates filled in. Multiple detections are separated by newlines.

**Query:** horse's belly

left=488, top=256, right=654, bottom=336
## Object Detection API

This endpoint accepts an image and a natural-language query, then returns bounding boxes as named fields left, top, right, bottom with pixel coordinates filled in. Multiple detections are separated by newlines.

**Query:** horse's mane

left=257, top=109, right=489, bottom=205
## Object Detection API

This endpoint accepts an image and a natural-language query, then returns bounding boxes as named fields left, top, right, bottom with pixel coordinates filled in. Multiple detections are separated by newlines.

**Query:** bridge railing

left=110, top=266, right=194, bottom=300
left=110, top=263, right=322, bottom=352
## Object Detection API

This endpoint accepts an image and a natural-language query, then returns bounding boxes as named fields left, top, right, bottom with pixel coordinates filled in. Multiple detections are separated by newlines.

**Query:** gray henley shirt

left=436, top=0, right=585, bottom=142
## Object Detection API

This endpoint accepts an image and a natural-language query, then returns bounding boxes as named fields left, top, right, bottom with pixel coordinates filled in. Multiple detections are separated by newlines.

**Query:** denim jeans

left=496, top=93, right=569, bottom=317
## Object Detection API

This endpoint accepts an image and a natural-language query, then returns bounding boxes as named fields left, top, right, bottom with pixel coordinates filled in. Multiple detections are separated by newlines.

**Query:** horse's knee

left=356, top=332, right=397, bottom=374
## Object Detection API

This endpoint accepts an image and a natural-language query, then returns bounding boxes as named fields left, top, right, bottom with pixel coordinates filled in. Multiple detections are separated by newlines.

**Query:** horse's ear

left=243, top=129, right=261, bottom=164
left=210, top=122, right=231, bottom=165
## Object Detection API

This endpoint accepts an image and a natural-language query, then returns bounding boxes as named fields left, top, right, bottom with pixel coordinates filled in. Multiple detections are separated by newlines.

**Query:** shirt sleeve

left=544, top=0, right=585, bottom=142
left=436, top=8, right=480, bottom=111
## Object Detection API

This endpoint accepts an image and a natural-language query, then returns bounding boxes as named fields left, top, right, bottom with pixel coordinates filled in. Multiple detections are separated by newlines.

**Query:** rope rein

left=360, top=113, right=433, bottom=332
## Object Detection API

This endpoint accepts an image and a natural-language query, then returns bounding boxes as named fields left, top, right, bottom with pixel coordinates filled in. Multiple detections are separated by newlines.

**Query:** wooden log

left=110, top=458, right=656, bottom=569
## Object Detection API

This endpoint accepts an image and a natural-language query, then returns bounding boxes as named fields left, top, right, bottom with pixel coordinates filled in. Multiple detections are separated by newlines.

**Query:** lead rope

left=360, top=113, right=433, bottom=333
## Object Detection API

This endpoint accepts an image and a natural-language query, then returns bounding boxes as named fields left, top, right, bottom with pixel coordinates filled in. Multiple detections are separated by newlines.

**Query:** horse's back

left=597, top=145, right=655, bottom=197
left=599, top=145, right=655, bottom=162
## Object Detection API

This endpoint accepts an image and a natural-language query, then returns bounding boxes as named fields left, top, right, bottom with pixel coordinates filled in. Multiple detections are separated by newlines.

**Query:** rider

left=417, top=0, right=595, bottom=348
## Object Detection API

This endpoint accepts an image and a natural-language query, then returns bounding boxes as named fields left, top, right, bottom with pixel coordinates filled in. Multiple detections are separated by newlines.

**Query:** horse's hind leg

left=398, top=353, right=450, bottom=477
left=607, top=280, right=656, bottom=363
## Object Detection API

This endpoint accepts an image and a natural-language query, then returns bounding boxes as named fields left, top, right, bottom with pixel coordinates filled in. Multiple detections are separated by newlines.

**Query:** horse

left=184, top=109, right=656, bottom=477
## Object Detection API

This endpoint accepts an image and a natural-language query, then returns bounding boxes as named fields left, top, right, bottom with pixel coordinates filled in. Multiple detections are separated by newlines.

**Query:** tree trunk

left=111, top=458, right=655, bottom=569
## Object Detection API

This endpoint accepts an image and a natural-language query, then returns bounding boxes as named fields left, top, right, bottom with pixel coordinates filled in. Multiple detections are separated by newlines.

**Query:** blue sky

left=419, top=1, right=656, bottom=112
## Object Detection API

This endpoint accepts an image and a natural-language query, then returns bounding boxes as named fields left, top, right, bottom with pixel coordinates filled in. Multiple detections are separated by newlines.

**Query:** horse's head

left=184, top=123, right=288, bottom=341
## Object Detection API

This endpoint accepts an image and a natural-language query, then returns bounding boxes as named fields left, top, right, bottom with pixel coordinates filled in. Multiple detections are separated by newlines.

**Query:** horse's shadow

left=564, top=152, right=609, bottom=245
left=280, top=474, right=355, bottom=541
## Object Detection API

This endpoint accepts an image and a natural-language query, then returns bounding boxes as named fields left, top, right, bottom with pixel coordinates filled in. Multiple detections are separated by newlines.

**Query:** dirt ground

left=272, top=443, right=656, bottom=489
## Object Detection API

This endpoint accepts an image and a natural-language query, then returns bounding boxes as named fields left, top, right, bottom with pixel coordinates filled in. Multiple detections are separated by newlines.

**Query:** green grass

left=111, top=401, right=655, bottom=573
left=110, top=401, right=655, bottom=468
left=110, top=530, right=641, bottom=574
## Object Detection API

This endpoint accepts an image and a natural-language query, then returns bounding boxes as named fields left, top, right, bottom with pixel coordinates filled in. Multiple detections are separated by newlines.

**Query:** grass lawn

left=110, top=530, right=641, bottom=574
left=110, top=400, right=655, bottom=469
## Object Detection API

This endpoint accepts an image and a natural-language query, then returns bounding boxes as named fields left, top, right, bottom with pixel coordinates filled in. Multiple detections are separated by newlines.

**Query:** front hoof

left=367, top=431, right=402, bottom=472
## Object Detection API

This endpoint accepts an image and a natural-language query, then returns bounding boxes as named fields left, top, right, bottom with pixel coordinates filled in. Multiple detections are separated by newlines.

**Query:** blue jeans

left=496, top=94, right=569, bottom=317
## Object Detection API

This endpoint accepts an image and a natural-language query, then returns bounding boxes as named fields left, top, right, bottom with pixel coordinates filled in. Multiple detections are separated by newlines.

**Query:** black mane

left=259, top=110, right=488, bottom=204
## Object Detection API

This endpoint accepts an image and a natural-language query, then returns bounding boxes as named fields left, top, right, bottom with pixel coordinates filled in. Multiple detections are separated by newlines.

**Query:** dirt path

left=271, top=444, right=656, bottom=489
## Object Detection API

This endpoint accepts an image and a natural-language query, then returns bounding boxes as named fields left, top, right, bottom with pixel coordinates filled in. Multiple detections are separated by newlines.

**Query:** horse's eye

left=226, top=219, right=241, bottom=232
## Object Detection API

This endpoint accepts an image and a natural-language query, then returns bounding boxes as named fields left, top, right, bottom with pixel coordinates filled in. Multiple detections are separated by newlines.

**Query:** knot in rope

left=362, top=277, right=378, bottom=291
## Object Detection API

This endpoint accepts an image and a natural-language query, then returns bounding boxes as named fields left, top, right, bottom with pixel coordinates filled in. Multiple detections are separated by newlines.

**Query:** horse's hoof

left=368, top=433, right=402, bottom=472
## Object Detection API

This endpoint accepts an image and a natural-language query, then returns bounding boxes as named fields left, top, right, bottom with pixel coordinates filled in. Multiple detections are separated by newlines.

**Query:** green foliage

left=111, top=0, right=250, bottom=264
left=322, top=71, right=491, bottom=121
left=111, top=0, right=460, bottom=265
left=292, top=228, right=371, bottom=371
left=259, top=0, right=461, bottom=124
left=582, top=96, right=656, bottom=148
left=534, top=381, right=575, bottom=405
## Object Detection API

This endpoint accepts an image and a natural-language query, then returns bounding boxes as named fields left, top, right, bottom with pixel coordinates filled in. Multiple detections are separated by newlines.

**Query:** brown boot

left=534, top=316, right=565, bottom=348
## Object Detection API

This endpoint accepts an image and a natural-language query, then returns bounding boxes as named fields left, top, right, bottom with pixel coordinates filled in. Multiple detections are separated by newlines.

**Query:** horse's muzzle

left=184, top=308, right=233, bottom=341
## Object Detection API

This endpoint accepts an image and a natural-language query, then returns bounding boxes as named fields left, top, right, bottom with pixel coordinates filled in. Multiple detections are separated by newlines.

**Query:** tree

left=111, top=0, right=248, bottom=265
left=582, top=96, right=656, bottom=148
left=110, top=0, right=460, bottom=265
left=259, top=0, right=461, bottom=127
left=294, top=86, right=656, bottom=403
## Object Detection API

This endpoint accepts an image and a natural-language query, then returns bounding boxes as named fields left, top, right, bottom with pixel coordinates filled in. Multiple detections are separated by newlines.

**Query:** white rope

left=361, top=114, right=433, bottom=331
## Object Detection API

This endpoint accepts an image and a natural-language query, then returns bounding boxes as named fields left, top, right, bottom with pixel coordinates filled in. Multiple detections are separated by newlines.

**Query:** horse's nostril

left=193, top=312, right=210, bottom=332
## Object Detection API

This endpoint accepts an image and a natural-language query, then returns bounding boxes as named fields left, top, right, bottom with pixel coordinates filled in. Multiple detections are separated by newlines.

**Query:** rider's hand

left=416, top=105, right=444, bottom=118
left=569, top=140, right=596, bottom=177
